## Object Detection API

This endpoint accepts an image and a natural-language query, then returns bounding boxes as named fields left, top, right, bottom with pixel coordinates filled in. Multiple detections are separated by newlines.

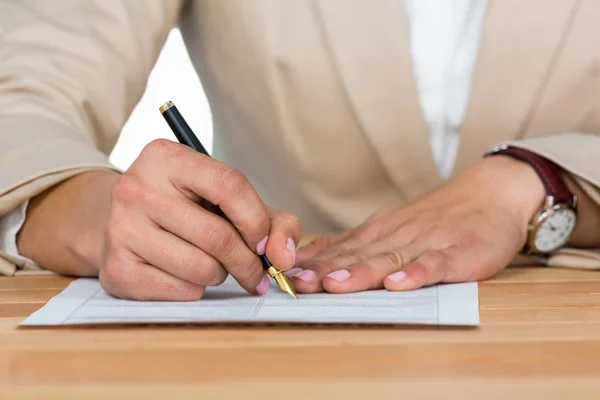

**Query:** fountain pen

left=159, top=101, right=297, bottom=299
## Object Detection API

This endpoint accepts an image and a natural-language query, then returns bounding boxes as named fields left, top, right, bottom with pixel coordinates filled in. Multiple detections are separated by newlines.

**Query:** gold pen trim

left=159, top=101, right=175, bottom=114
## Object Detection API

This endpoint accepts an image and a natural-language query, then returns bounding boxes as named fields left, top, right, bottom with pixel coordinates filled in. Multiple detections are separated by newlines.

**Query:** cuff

left=0, top=200, right=44, bottom=275
left=0, top=114, right=122, bottom=275
left=0, top=200, right=28, bottom=260
left=494, top=132, right=600, bottom=188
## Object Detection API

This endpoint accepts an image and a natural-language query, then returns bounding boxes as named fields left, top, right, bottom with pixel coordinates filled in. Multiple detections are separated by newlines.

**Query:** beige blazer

left=1, top=0, right=599, bottom=275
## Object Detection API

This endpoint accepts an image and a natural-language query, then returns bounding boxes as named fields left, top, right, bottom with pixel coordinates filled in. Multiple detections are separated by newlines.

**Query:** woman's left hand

left=289, top=155, right=546, bottom=293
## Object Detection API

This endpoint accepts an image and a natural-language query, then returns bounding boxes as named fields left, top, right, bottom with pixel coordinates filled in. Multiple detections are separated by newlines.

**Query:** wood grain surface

left=2, top=248, right=600, bottom=399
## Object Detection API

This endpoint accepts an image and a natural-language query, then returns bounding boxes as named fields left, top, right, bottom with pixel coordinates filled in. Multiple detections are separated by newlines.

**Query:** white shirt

left=0, top=0, right=487, bottom=264
left=404, top=0, right=487, bottom=179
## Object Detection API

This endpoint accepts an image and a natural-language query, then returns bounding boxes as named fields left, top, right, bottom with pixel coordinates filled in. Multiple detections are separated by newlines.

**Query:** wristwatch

left=485, top=145, right=578, bottom=255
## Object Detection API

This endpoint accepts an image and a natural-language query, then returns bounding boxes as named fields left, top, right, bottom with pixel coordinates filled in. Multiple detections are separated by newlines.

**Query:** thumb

left=261, top=208, right=302, bottom=271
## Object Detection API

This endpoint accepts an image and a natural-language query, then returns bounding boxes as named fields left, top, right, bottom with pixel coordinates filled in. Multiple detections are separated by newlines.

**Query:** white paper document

left=21, top=277, right=479, bottom=326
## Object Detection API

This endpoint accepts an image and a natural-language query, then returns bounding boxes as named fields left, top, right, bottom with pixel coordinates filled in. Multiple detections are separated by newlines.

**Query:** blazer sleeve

left=0, top=0, right=182, bottom=274
left=496, top=132, right=600, bottom=270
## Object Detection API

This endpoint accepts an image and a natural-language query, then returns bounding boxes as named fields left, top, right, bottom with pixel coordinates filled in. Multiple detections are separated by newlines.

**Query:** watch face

left=534, top=208, right=577, bottom=253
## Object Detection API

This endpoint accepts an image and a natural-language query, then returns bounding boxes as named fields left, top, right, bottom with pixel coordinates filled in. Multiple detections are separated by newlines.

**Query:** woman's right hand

left=101, top=139, right=302, bottom=300
left=19, top=139, right=302, bottom=301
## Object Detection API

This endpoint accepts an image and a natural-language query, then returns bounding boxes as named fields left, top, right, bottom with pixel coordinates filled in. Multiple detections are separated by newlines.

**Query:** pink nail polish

left=386, top=271, right=406, bottom=283
left=256, top=235, right=268, bottom=255
left=295, top=270, right=316, bottom=283
left=256, top=274, right=270, bottom=295
left=327, top=269, right=351, bottom=282
left=286, top=237, right=296, bottom=265
left=285, top=267, right=304, bottom=278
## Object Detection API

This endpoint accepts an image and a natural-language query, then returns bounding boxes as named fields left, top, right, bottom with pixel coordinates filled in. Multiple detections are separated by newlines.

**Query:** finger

left=293, top=223, right=420, bottom=287
left=321, top=246, right=421, bottom=294
left=261, top=208, right=303, bottom=271
left=145, top=195, right=265, bottom=294
left=160, top=142, right=270, bottom=249
left=127, top=220, right=228, bottom=286
left=100, top=247, right=206, bottom=301
left=326, top=218, right=422, bottom=259
left=291, top=233, right=409, bottom=293
left=295, top=229, right=355, bottom=263
left=383, top=249, right=449, bottom=291
left=322, top=225, right=420, bottom=266
left=297, top=218, right=416, bottom=264
left=289, top=259, right=341, bottom=293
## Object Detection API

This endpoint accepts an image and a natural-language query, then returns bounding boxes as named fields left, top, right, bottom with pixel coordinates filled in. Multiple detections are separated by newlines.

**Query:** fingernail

left=327, top=269, right=351, bottom=282
left=286, top=237, right=296, bottom=265
left=295, top=270, right=316, bottom=283
left=256, top=235, right=268, bottom=255
left=285, top=267, right=304, bottom=277
left=256, top=274, right=270, bottom=295
left=386, top=271, right=406, bottom=283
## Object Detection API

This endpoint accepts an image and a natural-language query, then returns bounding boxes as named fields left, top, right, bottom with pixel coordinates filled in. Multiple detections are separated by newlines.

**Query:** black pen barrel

left=160, top=101, right=270, bottom=273
left=160, top=102, right=210, bottom=156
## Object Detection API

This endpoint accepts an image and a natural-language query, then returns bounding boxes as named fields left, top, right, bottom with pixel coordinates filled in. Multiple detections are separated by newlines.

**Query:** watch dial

left=534, top=208, right=577, bottom=252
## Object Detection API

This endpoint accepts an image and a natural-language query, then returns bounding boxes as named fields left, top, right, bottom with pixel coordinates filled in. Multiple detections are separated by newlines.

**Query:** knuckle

left=216, top=167, right=251, bottom=200
left=391, top=220, right=419, bottom=241
left=100, top=256, right=131, bottom=295
left=143, top=138, right=181, bottom=160
left=247, top=260, right=265, bottom=285
left=193, top=258, right=224, bottom=285
left=111, top=174, right=159, bottom=213
left=223, top=253, right=262, bottom=287
left=410, top=262, right=429, bottom=283
left=278, top=212, right=303, bottom=233
left=380, top=251, right=405, bottom=268
left=208, top=267, right=228, bottom=286
left=111, top=175, right=142, bottom=207
left=458, top=230, right=483, bottom=250
left=175, top=252, right=205, bottom=282
left=355, top=224, right=379, bottom=243
left=420, top=250, right=446, bottom=270
left=178, top=286, right=206, bottom=301
left=348, top=251, right=368, bottom=263
left=203, top=221, right=238, bottom=258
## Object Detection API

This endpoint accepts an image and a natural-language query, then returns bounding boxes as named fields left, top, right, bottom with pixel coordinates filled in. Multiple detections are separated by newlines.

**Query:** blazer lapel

left=314, top=0, right=439, bottom=199
left=453, top=0, right=578, bottom=174
left=315, top=0, right=578, bottom=195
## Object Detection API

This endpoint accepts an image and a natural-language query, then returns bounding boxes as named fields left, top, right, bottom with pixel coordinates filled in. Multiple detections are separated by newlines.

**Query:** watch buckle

left=570, top=194, right=578, bottom=209
left=542, top=194, right=577, bottom=210
left=483, top=144, right=509, bottom=157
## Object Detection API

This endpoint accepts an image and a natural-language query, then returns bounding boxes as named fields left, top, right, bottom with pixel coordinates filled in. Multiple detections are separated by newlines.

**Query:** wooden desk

left=2, top=265, right=600, bottom=399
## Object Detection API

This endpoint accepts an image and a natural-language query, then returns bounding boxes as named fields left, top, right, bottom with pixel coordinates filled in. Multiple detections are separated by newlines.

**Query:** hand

left=289, top=156, right=545, bottom=293
left=100, top=139, right=302, bottom=300
left=19, top=139, right=302, bottom=301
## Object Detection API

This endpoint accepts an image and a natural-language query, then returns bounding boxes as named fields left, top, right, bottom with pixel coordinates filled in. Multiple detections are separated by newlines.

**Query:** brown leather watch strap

left=490, top=146, right=573, bottom=203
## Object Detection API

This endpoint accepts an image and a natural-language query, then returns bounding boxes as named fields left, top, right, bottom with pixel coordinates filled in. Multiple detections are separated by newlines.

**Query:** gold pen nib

left=266, top=266, right=298, bottom=299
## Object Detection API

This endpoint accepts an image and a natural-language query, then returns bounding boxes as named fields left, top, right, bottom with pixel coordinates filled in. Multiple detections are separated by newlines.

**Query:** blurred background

left=109, top=29, right=213, bottom=171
